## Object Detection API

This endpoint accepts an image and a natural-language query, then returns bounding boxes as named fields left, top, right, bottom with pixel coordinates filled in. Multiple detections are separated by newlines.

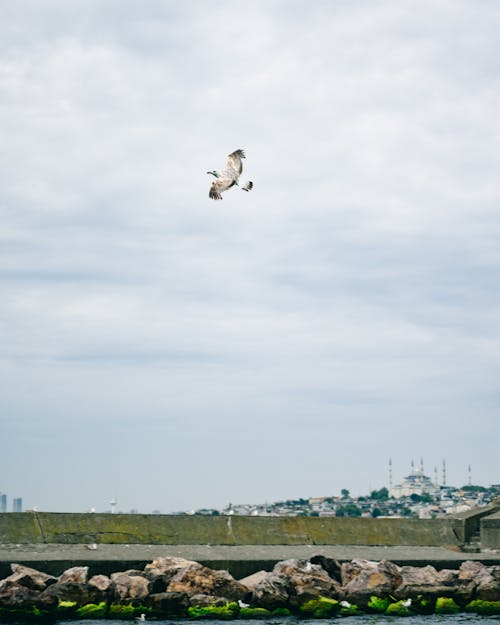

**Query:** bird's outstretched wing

left=226, top=149, right=245, bottom=175
left=209, top=177, right=235, bottom=200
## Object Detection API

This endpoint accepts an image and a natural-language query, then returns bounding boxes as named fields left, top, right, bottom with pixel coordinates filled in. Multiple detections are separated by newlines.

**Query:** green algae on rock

left=188, top=602, right=239, bottom=619
left=55, top=600, right=78, bottom=618
left=465, top=599, right=500, bottom=615
left=238, top=606, right=272, bottom=618
left=366, top=596, right=390, bottom=612
left=75, top=602, right=107, bottom=618
left=435, top=597, right=460, bottom=614
left=298, top=596, right=340, bottom=618
left=385, top=600, right=413, bottom=616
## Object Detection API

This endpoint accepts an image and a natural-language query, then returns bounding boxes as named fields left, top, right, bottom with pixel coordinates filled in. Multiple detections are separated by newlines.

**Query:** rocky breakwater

left=0, top=556, right=499, bottom=620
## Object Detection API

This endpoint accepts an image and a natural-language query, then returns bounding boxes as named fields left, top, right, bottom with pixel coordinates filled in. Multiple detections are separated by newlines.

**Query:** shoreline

left=0, top=555, right=499, bottom=619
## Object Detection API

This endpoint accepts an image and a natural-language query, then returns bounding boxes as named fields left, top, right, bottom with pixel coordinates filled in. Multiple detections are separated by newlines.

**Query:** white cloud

left=1, top=0, right=499, bottom=512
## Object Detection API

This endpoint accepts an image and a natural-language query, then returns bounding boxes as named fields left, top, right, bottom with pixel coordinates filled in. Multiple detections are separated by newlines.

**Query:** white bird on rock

left=207, top=149, right=253, bottom=200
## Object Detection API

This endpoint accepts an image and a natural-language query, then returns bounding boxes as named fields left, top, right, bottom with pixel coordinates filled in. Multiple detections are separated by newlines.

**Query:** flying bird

left=207, top=149, right=253, bottom=200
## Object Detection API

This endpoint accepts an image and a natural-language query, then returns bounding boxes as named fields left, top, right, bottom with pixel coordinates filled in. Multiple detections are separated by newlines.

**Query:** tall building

left=389, top=460, right=440, bottom=499
left=0, top=493, right=6, bottom=513
left=12, top=498, right=22, bottom=513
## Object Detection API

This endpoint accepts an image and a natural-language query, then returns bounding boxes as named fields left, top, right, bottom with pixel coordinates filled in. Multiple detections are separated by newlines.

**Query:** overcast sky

left=1, top=1, right=499, bottom=513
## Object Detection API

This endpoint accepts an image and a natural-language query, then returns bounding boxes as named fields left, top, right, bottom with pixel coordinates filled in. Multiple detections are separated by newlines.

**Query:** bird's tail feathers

left=209, top=187, right=223, bottom=200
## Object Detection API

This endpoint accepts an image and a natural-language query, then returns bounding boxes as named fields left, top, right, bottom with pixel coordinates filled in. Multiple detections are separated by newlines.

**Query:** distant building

left=0, top=493, right=6, bottom=513
left=12, top=498, right=22, bottom=513
left=390, top=460, right=440, bottom=499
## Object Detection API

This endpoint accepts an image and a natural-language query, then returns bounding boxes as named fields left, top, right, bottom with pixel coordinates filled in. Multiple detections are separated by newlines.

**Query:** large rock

left=464, top=562, right=500, bottom=601
left=455, top=561, right=491, bottom=602
left=246, top=572, right=290, bottom=610
left=239, top=570, right=268, bottom=590
left=273, top=559, right=343, bottom=606
left=341, top=559, right=401, bottom=604
left=87, top=574, right=111, bottom=603
left=437, top=568, right=459, bottom=586
left=59, top=566, right=89, bottom=585
left=490, top=565, right=500, bottom=580
left=145, top=591, right=190, bottom=615
left=147, top=575, right=169, bottom=594
left=144, top=557, right=201, bottom=592
left=167, top=564, right=248, bottom=601
left=0, top=582, right=58, bottom=610
left=394, top=565, right=455, bottom=599
left=310, top=554, right=342, bottom=583
left=42, top=581, right=90, bottom=606
left=145, top=557, right=200, bottom=578
left=122, top=568, right=168, bottom=594
left=27, top=567, right=103, bottom=608
left=88, top=574, right=111, bottom=593
left=4, top=564, right=57, bottom=591
left=476, top=575, right=500, bottom=601
left=111, top=572, right=150, bottom=603
left=470, top=564, right=500, bottom=601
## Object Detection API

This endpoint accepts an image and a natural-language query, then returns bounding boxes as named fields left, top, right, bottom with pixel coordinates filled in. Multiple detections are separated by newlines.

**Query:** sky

left=1, top=0, right=499, bottom=514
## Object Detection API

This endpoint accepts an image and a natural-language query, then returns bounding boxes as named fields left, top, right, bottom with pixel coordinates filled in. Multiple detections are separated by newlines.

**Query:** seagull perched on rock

left=207, top=149, right=253, bottom=200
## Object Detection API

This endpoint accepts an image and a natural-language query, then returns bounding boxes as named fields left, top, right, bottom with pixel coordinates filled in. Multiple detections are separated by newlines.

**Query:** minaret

left=442, top=459, right=447, bottom=486
left=411, top=458, right=415, bottom=473
left=468, top=464, right=472, bottom=486
left=434, top=465, right=438, bottom=486
left=389, top=458, right=393, bottom=491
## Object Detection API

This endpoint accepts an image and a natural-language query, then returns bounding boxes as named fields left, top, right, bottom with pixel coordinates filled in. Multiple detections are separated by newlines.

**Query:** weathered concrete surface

left=482, top=510, right=500, bottom=550
left=452, top=503, right=500, bottom=543
left=1, top=510, right=498, bottom=580
left=0, top=513, right=466, bottom=547
left=0, top=543, right=498, bottom=580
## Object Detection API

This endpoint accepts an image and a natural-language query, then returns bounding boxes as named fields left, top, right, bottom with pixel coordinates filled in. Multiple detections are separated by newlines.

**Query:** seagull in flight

left=207, top=149, right=253, bottom=200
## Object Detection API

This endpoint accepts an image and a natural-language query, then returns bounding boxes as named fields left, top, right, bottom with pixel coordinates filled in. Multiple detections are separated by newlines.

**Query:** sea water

left=54, top=616, right=500, bottom=625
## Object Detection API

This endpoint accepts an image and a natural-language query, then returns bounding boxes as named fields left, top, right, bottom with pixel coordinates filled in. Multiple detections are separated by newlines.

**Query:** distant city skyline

left=0, top=492, right=23, bottom=513
left=1, top=459, right=495, bottom=514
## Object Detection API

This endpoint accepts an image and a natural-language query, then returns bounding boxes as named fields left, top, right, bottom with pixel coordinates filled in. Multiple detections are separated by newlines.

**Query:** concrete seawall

left=0, top=513, right=465, bottom=546
left=1, top=511, right=498, bottom=579
left=482, top=510, right=500, bottom=550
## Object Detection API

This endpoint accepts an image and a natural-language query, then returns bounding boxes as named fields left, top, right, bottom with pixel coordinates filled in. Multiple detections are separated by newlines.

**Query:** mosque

left=388, top=458, right=442, bottom=499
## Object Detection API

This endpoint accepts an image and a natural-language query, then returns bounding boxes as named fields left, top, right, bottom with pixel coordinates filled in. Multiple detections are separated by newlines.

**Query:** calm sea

left=53, top=616, right=500, bottom=625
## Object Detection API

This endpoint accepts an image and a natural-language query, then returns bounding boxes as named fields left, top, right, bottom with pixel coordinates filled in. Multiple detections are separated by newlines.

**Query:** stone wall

left=481, top=511, right=500, bottom=550
left=452, top=503, right=500, bottom=543
left=0, top=513, right=465, bottom=547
